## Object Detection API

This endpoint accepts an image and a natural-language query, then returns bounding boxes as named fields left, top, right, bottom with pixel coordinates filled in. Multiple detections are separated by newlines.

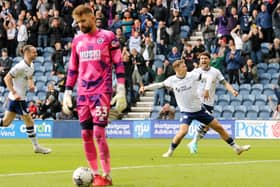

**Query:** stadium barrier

left=0, top=119, right=279, bottom=139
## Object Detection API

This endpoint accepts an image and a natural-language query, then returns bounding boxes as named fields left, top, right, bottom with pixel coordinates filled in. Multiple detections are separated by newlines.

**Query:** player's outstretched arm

left=222, top=80, right=238, bottom=97
left=140, top=82, right=165, bottom=94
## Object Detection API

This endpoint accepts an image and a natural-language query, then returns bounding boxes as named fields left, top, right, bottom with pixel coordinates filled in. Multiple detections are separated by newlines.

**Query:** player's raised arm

left=220, top=79, right=239, bottom=96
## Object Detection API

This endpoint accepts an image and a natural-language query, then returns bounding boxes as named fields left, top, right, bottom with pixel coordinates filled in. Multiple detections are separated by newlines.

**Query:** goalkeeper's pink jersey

left=66, top=29, right=125, bottom=95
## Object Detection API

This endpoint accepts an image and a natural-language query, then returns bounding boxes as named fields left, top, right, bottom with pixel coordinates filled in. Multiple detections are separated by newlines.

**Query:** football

left=72, top=167, right=93, bottom=187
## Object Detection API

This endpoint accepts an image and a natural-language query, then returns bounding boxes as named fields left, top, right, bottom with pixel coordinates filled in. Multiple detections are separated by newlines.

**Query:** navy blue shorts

left=180, top=109, right=214, bottom=125
left=7, top=99, right=28, bottom=115
left=202, top=104, right=214, bottom=114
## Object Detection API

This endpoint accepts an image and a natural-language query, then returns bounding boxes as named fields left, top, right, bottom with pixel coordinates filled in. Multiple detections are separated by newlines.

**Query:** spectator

left=141, top=34, right=155, bottom=69
left=48, top=17, right=64, bottom=47
left=210, top=52, right=224, bottom=72
left=153, top=67, right=166, bottom=106
left=121, top=10, right=134, bottom=40
left=256, top=3, right=273, bottom=43
left=155, top=20, right=169, bottom=55
left=51, top=41, right=66, bottom=77
left=26, top=14, right=39, bottom=48
left=225, top=43, right=242, bottom=85
left=248, top=24, right=263, bottom=64
left=272, top=3, right=280, bottom=39
left=179, top=0, right=196, bottom=28
left=241, top=58, right=258, bottom=84
left=0, top=48, right=12, bottom=87
left=151, top=0, right=168, bottom=23
left=202, top=15, right=216, bottom=53
left=157, top=103, right=176, bottom=120
left=16, top=19, right=28, bottom=56
left=28, top=100, right=38, bottom=119
left=167, top=46, right=181, bottom=64
left=238, top=5, right=251, bottom=34
left=37, top=11, right=49, bottom=48
left=115, top=27, right=127, bottom=50
left=192, top=38, right=206, bottom=62
left=167, top=8, right=184, bottom=48
left=181, top=43, right=196, bottom=71
left=268, top=96, right=280, bottom=119
left=128, top=30, right=142, bottom=53
left=268, top=37, right=280, bottom=64
left=214, top=8, right=229, bottom=39
left=130, top=48, right=146, bottom=88
left=2, top=13, right=17, bottom=57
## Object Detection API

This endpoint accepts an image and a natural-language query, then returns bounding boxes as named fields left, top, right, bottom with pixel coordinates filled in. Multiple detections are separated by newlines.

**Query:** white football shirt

left=197, top=67, right=225, bottom=106
left=163, top=70, right=202, bottom=112
left=8, top=60, right=34, bottom=100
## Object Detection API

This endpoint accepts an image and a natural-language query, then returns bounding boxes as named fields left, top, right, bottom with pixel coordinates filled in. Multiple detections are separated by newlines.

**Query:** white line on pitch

left=0, top=160, right=279, bottom=177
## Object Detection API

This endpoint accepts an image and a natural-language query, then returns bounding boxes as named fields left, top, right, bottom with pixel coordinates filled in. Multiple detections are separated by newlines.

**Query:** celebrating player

left=0, top=45, right=51, bottom=154
left=188, top=51, right=239, bottom=153
left=62, top=5, right=126, bottom=186
left=140, top=59, right=250, bottom=157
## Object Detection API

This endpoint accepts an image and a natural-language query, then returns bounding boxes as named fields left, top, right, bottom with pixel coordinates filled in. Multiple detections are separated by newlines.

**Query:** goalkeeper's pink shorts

left=77, top=93, right=111, bottom=126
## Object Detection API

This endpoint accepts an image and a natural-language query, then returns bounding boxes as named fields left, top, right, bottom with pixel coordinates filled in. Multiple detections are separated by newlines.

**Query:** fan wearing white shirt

left=140, top=59, right=250, bottom=157
left=0, top=45, right=51, bottom=154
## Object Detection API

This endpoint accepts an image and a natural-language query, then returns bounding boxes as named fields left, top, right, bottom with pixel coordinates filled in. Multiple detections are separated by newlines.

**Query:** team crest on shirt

left=111, top=39, right=120, bottom=47
left=97, top=38, right=104, bottom=44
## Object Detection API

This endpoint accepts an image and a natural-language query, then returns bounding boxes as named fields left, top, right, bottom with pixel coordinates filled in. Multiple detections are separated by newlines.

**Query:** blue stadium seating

left=262, top=84, right=274, bottom=95
left=259, top=73, right=271, bottom=84
left=242, top=94, right=255, bottom=106
left=258, top=105, right=272, bottom=119
left=256, top=63, right=267, bottom=74
left=222, top=105, right=234, bottom=118
left=234, top=105, right=246, bottom=119
left=213, top=105, right=223, bottom=118
left=267, top=63, right=279, bottom=74
left=230, top=95, right=243, bottom=106
left=246, top=105, right=259, bottom=119
left=218, top=94, right=230, bottom=106
left=216, top=85, right=227, bottom=95
left=154, top=54, right=165, bottom=62
left=239, top=84, right=251, bottom=95
left=271, top=73, right=279, bottom=84
left=250, top=84, right=263, bottom=95
left=254, top=94, right=267, bottom=106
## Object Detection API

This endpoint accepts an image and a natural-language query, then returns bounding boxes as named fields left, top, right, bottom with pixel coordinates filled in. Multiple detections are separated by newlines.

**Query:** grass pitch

left=0, top=139, right=279, bottom=187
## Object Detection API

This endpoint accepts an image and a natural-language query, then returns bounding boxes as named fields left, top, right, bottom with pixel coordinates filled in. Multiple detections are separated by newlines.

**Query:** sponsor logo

left=272, top=121, right=280, bottom=138
left=236, top=121, right=268, bottom=138
left=97, top=38, right=104, bottom=44
left=80, top=50, right=101, bottom=61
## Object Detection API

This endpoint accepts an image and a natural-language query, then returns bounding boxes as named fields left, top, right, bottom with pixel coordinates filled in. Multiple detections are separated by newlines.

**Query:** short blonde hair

left=172, top=60, right=185, bottom=70
left=72, top=4, right=93, bottom=19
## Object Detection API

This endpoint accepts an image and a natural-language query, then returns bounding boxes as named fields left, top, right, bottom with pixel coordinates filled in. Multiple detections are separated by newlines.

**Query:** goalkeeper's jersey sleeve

left=66, top=29, right=125, bottom=95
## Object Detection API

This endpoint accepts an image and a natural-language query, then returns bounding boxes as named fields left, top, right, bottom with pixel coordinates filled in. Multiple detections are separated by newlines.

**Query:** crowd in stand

left=0, top=0, right=280, bottom=120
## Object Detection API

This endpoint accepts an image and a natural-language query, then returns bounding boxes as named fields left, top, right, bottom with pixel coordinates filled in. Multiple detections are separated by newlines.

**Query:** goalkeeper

left=62, top=5, right=126, bottom=186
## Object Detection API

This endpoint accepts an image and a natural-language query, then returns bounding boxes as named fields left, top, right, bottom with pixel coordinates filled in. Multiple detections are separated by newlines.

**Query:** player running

left=62, top=5, right=126, bottom=186
left=188, top=51, right=239, bottom=154
left=140, top=59, right=250, bottom=157
left=0, top=45, right=51, bottom=154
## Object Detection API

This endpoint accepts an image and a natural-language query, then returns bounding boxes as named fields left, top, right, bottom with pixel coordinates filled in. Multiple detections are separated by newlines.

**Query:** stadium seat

left=234, top=105, right=246, bottom=119
left=43, top=47, right=55, bottom=54
left=250, top=84, right=263, bottom=95
left=154, top=54, right=165, bottom=62
left=213, top=105, right=223, bottom=118
left=246, top=105, right=259, bottom=119
left=35, top=66, right=46, bottom=74
left=262, top=84, right=275, bottom=96
left=254, top=94, right=268, bottom=106
left=231, top=83, right=239, bottom=92
left=267, top=63, right=279, bottom=74
left=258, top=105, right=272, bottom=119
left=175, top=111, right=181, bottom=120
left=153, top=59, right=163, bottom=70
left=242, top=94, right=255, bottom=106
left=222, top=105, right=234, bottom=119
left=239, top=84, right=251, bottom=95
left=218, top=94, right=230, bottom=106
left=259, top=73, right=271, bottom=84
left=216, top=85, right=227, bottom=95
left=0, top=86, right=5, bottom=94
left=270, top=73, right=279, bottom=84
left=35, top=76, right=47, bottom=84
left=13, top=56, right=23, bottom=64
left=230, top=95, right=243, bottom=106
left=256, top=63, right=267, bottom=74
left=36, top=91, right=46, bottom=100
left=150, top=111, right=159, bottom=119
left=36, top=82, right=46, bottom=91
left=35, top=56, right=44, bottom=64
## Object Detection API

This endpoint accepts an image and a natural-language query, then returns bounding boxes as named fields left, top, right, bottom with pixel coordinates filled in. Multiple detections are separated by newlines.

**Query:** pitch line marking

left=0, top=160, right=280, bottom=177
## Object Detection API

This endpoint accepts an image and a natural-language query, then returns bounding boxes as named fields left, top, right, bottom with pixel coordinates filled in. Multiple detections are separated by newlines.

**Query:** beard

left=81, top=25, right=92, bottom=33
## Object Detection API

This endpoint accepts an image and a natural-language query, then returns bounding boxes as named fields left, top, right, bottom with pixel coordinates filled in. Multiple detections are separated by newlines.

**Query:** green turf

left=0, top=139, right=279, bottom=187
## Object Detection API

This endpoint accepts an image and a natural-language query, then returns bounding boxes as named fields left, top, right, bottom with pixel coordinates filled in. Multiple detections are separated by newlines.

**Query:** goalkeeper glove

left=62, top=90, right=73, bottom=115
left=110, top=84, right=127, bottom=112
